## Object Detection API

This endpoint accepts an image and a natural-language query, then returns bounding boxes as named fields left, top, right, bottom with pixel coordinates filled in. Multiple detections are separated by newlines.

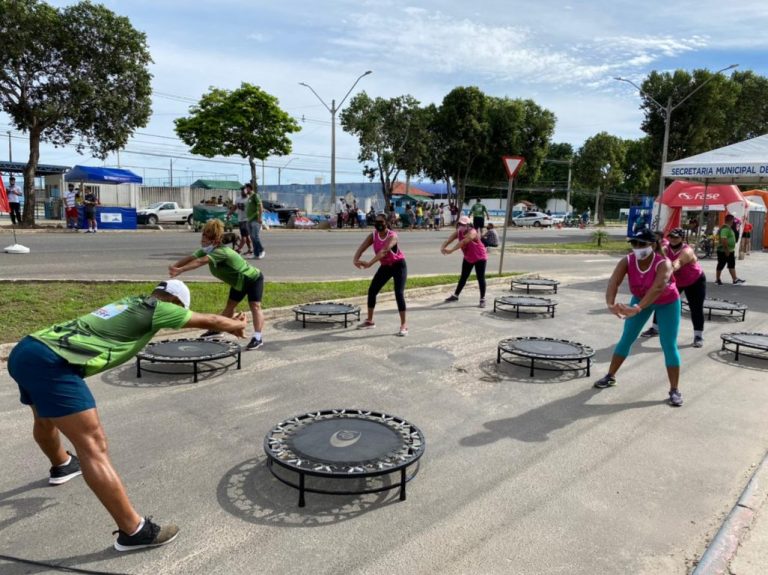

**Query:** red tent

left=658, top=181, right=746, bottom=233
left=0, top=176, right=9, bottom=213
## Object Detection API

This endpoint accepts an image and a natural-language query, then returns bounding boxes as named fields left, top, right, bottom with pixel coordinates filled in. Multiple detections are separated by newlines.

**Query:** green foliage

left=574, top=133, right=627, bottom=225
left=0, top=0, right=152, bottom=225
left=175, top=83, right=300, bottom=190
left=340, top=92, right=425, bottom=208
left=591, top=229, right=610, bottom=247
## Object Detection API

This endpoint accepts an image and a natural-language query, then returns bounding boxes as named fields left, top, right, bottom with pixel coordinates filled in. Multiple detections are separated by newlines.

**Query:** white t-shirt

left=7, top=184, right=22, bottom=201
left=64, top=191, right=77, bottom=208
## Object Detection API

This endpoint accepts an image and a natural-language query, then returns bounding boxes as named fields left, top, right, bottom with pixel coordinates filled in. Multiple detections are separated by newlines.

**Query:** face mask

left=202, top=244, right=215, bottom=254
left=668, top=241, right=683, bottom=251
left=374, top=222, right=386, bottom=231
left=632, top=246, right=653, bottom=259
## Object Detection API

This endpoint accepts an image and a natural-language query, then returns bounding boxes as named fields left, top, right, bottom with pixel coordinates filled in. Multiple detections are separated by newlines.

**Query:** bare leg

left=366, top=308, right=374, bottom=322
left=667, top=366, right=679, bottom=391
left=398, top=309, right=406, bottom=328
left=249, top=301, right=264, bottom=333
left=606, top=354, right=626, bottom=376
left=31, top=407, right=69, bottom=466
left=51, top=408, right=142, bottom=533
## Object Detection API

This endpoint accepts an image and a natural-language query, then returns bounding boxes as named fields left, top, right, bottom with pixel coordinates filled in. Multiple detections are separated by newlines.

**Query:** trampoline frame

left=683, top=298, right=747, bottom=322
left=136, top=338, right=242, bottom=383
left=293, top=301, right=361, bottom=328
left=493, top=295, right=557, bottom=318
left=497, top=336, right=594, bottom=377
left=510, top=277, right=560, bottom=294
left=720, top=333, right=768, bottom=362
left=264, top=409, right=425, bottom=507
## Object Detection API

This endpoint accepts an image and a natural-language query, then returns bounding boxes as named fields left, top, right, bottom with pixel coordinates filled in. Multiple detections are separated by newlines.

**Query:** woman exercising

left=441, top=215, right=488, bottom=308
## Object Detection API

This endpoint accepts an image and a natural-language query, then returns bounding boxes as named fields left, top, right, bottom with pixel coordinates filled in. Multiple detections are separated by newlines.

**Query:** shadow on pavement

left=478, top=358, right=589, bottom=384
left=708, top=348, right=768, bottom=371
left=216, top=456, right=399, bottom=528
left=100, top=363, right=227, bottom=388
left=0, top=479, right=57, bottom=534
left=459, top=387, right=662, bottom=445
left=0, top=548, right=128, bottom=575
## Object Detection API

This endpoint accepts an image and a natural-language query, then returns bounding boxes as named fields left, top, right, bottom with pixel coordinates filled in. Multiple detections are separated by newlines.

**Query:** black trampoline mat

left=702, top=298, right=747, bottom=310
left=288, top=418, right=402, bottom=464
left=295, top=302, right=359, bottom=315
left=143, top=340, right=232, bottom=358
left=497, top=296, right=555, bottom=306
left=513, top=278, right=559, bottom=286
left=722, top=333, right=768, bottom=349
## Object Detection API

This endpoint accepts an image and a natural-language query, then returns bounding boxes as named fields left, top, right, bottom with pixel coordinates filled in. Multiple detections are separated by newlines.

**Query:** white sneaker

left=398, top=326, right=409, bottom=337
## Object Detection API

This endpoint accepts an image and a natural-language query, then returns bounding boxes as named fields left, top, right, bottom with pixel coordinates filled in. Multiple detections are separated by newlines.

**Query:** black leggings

left=368, top=260, right=407, bottom=311
left=455, top=259, right=487, bottom=298
left=652, top=273, right=707, bottom=332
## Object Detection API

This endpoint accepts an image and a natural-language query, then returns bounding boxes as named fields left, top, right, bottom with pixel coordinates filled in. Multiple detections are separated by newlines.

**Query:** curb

left=692, top=450, right=768, bottom=574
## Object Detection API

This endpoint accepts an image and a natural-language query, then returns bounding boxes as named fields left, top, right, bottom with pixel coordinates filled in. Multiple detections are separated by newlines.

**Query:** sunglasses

left=628, top=240, right=652, bottom=247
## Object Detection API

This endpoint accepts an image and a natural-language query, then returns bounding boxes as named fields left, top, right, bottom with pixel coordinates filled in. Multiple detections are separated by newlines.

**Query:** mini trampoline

left=511, top=277, right=560, bottom=294
left=264, top=409, right=425, bottom=507
left=494, top=295, right=558, bottom=318
left=293, top=302, right=361, bottom=328
left=684, top=298, right=747, bottom=322
left=136, top=338, right=241, bottom=383
left=497, top=337, right=594, bottom=377
left=720, top=333, right=768, bottom=362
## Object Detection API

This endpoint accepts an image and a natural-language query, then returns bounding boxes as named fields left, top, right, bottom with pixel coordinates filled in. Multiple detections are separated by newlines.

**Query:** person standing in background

left=64, top=183, right=79, bottom=230
left=469, top=198, right=489, bottom=235
left=83, top=188, right=98, bottom=233
left=715, top=214, right=745, bottom=286
left=7, top=176, right=23, bottom=225
left=245, top=183, right=265, bottom=259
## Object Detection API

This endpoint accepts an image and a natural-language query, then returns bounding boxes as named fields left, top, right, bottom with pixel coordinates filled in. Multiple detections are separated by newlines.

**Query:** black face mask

left=668, top=241, right=683, bottom=251
left=374, top=222, right=386, bottom=231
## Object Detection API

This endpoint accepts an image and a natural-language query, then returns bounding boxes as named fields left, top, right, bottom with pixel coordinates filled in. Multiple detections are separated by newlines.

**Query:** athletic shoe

left=640, top=327, right=659, bottom=338
left=593, top=374, right=617, bottom=389
left=733, top=278, right=746, bottom=285
left=255, top=251, right=266, bottom=260
left=668, top=389, right=683, bottom=407
left=245, top=337, right=263, bottom=351
left=444, top=294, right=459, bottom=302
left=200, top=330, right=221, bottom=338
left=715, top=279, right=723, bottom=285
left=692, top=336, right=704, bottom=348
left=113, top=517, right=179, bottom=552
left=398, top=326, right=409, bottom=337
left=49, top=452, right=82, bottom=485
left=479, top=298, right=487, bottom=309
left=358, top=320, right=376, bottom=329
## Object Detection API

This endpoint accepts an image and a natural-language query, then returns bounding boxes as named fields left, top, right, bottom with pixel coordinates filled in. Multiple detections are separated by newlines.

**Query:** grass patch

left=0, top=273, right=514, bottom=344
left=512, top=240, right=630, bottom=252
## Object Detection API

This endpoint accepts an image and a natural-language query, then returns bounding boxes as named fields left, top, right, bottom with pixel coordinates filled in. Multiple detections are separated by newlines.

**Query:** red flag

left=0, top=175, right=10, bottom=213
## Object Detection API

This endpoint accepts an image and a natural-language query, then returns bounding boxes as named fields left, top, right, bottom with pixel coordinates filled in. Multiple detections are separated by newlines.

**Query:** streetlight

left=614, top=64, right=738, bottom=229
left=299, top=70, right=373, bottom=209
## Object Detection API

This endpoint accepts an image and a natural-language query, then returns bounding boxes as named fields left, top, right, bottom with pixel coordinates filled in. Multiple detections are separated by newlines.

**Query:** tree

left=574, top=132, right=626, bottom=225
left=0, top=0, right=152, bottom=225
left=175, top=83, right=300, bottom=191
left=728, top=71, right=768, bottom=142
left=340, top=92, right=425, bottom=210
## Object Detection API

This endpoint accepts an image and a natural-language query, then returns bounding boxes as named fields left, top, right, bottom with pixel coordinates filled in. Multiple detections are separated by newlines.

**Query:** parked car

left=137, top=202, right=193, bottom=225
left=262, top=199, right=299, bottom=225
left=511, top=211, right=553, bottom=227
left=549, top=212, right=567, bottom=225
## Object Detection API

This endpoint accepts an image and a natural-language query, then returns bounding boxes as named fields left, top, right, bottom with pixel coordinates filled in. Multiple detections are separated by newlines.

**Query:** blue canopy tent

left=64, top=165, right=142, bottom=230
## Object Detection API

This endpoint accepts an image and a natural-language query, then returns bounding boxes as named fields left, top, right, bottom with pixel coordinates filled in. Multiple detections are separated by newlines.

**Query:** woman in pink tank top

left=641, top=228, right=706, bottom=347
left=594, top=229, right=684, bottom=407
left=440, top=215, right=489, bottom=308
left=352, top=213, right=408, bottom=336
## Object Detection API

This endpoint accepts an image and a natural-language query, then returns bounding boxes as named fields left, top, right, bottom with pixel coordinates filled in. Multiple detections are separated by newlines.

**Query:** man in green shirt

left=715, top=214, right=746, bottom=285
left=469, top=198, right=489, bottom=234
left=7, top=279, right=247, bottom=552
left=244, top=183, right=266, bottom=259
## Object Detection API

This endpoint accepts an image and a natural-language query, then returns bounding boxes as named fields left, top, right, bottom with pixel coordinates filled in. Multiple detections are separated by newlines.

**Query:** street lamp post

left=299, top=70, right=372, bottom=209
left=614, top=64, right=738, bottom=230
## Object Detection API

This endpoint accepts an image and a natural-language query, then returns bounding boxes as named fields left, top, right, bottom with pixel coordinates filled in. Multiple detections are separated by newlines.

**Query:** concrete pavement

left=0, top=252, right=767, bottom=574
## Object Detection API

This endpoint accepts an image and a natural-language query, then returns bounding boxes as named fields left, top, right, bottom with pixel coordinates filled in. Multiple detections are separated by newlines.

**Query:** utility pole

left=7, top=131, right=12, bottom=162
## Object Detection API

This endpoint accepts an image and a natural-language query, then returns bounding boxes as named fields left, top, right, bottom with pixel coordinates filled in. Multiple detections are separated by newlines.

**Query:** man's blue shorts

left=8, top=336, right=95, bottom=418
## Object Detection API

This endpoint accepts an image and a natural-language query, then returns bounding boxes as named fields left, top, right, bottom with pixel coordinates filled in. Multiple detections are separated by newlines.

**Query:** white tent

left=663, top=133, right=768, bottom=184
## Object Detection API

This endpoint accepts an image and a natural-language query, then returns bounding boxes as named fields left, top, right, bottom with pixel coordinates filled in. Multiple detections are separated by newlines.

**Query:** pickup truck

left=137, top=202, right=193, bottom=225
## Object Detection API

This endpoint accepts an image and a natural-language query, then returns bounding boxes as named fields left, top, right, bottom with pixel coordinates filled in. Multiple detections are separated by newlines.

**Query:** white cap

left=155, top=279, right=191, bottom=309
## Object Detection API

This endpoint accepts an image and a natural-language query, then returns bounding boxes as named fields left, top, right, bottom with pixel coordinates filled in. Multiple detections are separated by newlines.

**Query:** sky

left=4, top=0, right=768, bottom=187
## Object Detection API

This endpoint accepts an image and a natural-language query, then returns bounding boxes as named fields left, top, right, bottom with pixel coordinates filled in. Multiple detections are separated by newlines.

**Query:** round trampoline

left=136, top=338, right=241, bottom=383
left=264, top=409, right=425, bottom=507
left=497, top=337, right=594, bottom=377
left=511, top=277, right=560, bottom=294
left=720, top=333, right=768, bottom=362
left=683, top=297, right=747, bottom=322
left=493, top=295, right=557, bottom=318
left=293, top=302, right=361, bottom=328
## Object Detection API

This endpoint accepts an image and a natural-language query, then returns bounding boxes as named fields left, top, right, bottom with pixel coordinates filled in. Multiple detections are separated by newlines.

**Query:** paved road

left=1, top=226, right=627, bottom=281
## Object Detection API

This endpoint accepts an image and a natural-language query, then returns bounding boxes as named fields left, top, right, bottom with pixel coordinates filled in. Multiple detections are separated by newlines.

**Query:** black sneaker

left=692, top=336, right=704, bottom=348
left=593, top=374, right=617, bottom=389
left=444, top=294, right=459, bottom=302
left=715, top=279, right=723, bottom=285
left=640, top=327, right=659, bottom=338
left=245, top=337, right=263, bottom=350
left=200, top=330, right=221, bottom=338
left=49, top=451, right=82, bottom=485
left=669, top=389, right=683, bottom=407
left=113, top=517, right=179, bottom=552
left=733, top=278, right=746, bottom=285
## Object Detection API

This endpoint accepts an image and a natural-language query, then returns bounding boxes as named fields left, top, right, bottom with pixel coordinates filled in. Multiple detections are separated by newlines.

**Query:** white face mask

left=202, top=244, right=215, bottom=254
left=632, top=246, right=653, bottom=259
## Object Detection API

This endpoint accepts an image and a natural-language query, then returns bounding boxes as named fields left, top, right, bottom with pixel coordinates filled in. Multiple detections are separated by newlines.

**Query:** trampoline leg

left=399, top=467, right=407, bottom=501
left=735, top=344, right=740, bottom=362
left=516, top=306, right=520, bottom=319
left=529, top=358, right=535, bottom=377
left=299, top=473, right=306, bottom=507
left=237, top=351, right=242, bottom=371
left=136, top=359, right=142, bottom=379
left=586, top=358, right=591, bottom=377
left=497, top=347, right=501, bottom=364
left=193, top=361, right=199, bottom=383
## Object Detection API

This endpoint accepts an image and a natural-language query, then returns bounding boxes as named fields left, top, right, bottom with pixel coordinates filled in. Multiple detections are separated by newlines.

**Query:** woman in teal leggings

left=594, top=229, right=683, bottom=407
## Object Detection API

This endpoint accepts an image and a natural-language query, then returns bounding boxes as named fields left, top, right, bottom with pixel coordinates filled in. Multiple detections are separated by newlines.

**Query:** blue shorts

left=8, top=337, right=95, bottom=418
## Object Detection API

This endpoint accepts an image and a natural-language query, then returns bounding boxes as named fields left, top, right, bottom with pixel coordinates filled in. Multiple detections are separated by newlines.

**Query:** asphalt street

left=1, top=230, right=766, bottom=574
